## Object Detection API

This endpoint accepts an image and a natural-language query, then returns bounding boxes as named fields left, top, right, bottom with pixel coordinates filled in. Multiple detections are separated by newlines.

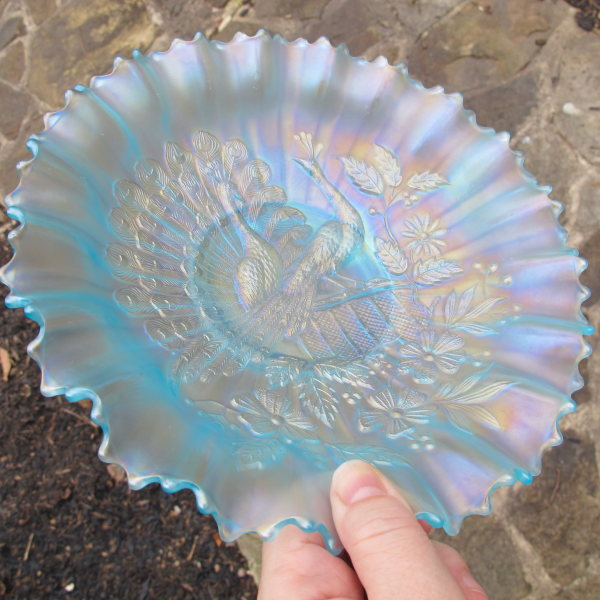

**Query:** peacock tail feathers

left=106, top=131, right=315, bottom=386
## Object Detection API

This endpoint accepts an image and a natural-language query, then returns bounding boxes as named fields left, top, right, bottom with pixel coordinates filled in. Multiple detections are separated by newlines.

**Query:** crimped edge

left=0, top=28, right=593, bottom=553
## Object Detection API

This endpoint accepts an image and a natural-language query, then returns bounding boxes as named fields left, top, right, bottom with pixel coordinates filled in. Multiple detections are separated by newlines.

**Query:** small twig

left=61, top=407, right=99, bottom=429
left=78, top=27, right=90, bottom=60
left=0, top=347, right=11, bottom=381
left=538, top=467, right=561, bottom=512
left=23, top=533, right=34, bottom=561
left=187, top=535, right=199, bottom=561
left=180, top=582, right=197, bottom=599
left=205, top=0, right=245, bottom=39
left=78, top=27, right=98, bottom=70
left=383, top=211, right=401, bottom=246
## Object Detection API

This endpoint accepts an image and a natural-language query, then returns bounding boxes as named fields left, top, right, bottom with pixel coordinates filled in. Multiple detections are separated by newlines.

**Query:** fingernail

left=418, top=519, right=433, bottom=536
left=332, top=461, right=387, bottom=505
left=462, top=571, right=486, bottom=595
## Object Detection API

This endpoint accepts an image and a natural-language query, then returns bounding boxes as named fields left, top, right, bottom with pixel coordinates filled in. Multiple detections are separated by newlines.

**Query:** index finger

left=330, top=461, right=468, bottom=600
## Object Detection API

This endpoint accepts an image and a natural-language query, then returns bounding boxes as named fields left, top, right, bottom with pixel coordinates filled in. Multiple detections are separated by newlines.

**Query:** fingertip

left=331, top=460, right=412, bottom=511
left=462, top=571, right=489, bottom=599
left=330, top=462, right=467, bottom=600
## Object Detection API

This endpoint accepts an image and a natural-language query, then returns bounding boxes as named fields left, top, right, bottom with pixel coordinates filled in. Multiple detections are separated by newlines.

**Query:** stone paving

left=0, top=1, right=599, bottom=598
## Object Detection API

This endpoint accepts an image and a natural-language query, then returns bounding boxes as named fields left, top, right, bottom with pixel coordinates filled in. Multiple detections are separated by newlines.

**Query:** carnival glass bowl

left=1, top=30, right=592, bottom=553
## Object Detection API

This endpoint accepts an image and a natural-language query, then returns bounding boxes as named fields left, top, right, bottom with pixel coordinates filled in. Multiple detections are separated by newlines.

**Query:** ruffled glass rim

left=0, top=29, right=593, bottom=554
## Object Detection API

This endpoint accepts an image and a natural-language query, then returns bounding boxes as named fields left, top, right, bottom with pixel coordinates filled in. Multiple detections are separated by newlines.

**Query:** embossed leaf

left=374, top=236, right=408, bottom=275
left=433, top=368, right=513, bottom=430
left=314, top=359, right=373, bottom=389
left=407, top=170, right=448, bottom=191
left=327, top=444, right=407, bottom=467
left=456, top=285, right=476, bottom=319
left=299, top=373, right=339, bottom=428
left=444, top=286, right=476, bottom=324
left=452, top=322, right=497, bottom=335
left=265, top=367, right=292, bottom=388
left=340, top=157, right=384, bottom=196
left=414, top=258, right=464, bottom=286
left=442, top=368, right=489, bottom=398
left=432, top=368, right=514, bottom=404
left=445, top=286, right=505, bottom=335
left=233, top=439, right=284, bottom=471
left=442, top=404, right=502, bottom=431
left=444, top=290, right=458, bottom=325
left=431, top=382, right=453, bottom=402
left=462, top=297, right=506, bottom=321
left=453, top=380, right=514, bottom=404
left=266, top=356, right=307, bottom=387
left=374, top=145, right=402, bottom=187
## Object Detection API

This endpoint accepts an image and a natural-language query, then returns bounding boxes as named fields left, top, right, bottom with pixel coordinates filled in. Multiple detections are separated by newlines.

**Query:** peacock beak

left=292, top=157, right=309, bottom=169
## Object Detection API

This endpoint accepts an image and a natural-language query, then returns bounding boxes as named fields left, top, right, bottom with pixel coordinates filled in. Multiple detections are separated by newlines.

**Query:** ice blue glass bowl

left=1, top=30, right=592, bottom=554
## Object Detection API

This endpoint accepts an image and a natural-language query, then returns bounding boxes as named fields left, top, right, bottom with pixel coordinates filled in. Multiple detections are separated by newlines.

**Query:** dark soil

left=0, top=228, right=258, bottom=599
left=565, top=0, right=600, bottom=30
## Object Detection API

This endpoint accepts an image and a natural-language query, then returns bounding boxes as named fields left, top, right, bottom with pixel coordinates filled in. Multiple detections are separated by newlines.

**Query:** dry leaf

left=0, top=347, right=11, bottom=381
left=79, top=398, right=93, bottom=411
left=212, top=532, right=223, bottom=547
left=106, top=464, right=127, bottom=483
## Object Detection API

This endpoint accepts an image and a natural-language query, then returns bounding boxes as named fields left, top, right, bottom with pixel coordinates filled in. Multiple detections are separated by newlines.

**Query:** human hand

left=259, top=460, right=488, bottom=600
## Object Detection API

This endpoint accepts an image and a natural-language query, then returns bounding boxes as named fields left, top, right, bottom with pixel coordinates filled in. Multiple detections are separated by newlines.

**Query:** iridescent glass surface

left=1, top=31, right=592, bottom=553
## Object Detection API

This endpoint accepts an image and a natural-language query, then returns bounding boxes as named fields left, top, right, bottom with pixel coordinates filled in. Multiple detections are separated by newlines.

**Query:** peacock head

left=291, top=156, right=323, bottom=179
left=293, top=131, right=325, bottom=179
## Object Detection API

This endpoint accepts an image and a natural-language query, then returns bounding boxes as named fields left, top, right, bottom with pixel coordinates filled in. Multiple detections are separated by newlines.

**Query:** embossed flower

left=231, top=388, right=317, bottom=441
left=398, top=330, right=465, bottom=384
left=358, top=388, right=436, bottom=438
left=402, top=214, right=447, bottom=255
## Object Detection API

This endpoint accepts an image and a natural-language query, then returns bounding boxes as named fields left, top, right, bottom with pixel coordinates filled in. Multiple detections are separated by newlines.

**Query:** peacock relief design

left=106, top=129, right=516, bottom=467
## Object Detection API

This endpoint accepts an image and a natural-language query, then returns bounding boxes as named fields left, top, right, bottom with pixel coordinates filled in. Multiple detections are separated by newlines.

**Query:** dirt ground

left=0, top=234, right=258, bottom=600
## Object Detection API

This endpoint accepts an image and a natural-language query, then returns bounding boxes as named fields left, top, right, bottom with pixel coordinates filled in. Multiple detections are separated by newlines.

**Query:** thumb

left=331, top=460, right=465, bottom=600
